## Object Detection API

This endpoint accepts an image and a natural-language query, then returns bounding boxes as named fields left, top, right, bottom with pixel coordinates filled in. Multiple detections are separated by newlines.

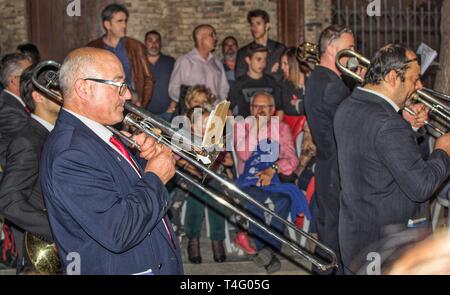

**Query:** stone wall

left=0, top=0, right=28, bottom=55
left=304, top=0, right=332, bottom=45
left=124, top=0, right=279, bottom=58
left=0, top=0, right=334, bottom=59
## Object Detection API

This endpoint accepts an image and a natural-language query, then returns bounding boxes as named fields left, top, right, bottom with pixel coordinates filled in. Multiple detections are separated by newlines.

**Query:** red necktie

left=109, top=136, right=141, bottom=175
left=109, top=135, right=176, bottom=248
left=25, top=106, right=31, bottom=115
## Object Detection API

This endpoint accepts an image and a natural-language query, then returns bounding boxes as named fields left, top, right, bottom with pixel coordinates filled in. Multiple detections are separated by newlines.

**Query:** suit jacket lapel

left=58, top=110, right=141, bottom=181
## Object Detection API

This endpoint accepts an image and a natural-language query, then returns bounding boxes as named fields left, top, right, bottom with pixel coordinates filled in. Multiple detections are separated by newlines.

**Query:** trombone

left=336, top=49, right=450, bottom=136
left=31, top=60, right=338, bottom=273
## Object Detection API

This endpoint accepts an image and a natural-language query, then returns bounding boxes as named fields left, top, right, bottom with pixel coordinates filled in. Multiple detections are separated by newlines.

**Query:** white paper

left=417, top=43, right=438, bottom=75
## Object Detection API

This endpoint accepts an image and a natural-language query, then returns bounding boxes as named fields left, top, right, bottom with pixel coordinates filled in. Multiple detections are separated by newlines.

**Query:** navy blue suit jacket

left=40, top=110, right=183, bottom=275
left=334, top=88, right=450, bottom=271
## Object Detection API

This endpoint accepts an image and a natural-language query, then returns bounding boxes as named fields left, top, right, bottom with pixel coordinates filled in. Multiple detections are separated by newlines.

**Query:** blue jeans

left=242, top=186, right=291, bottom=251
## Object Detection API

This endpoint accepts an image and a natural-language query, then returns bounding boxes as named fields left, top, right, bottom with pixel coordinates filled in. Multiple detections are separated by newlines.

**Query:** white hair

left=250, top=91, right=275, bottom=106
left=0, top=53, right=29, bottom=88
left=59, top=53, right=99, bottom=99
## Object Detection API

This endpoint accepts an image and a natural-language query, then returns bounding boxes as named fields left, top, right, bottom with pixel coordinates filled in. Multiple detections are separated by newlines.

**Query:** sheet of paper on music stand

left=202, top=100, right=230, bottom=148
left=417, top=43, right=437, bottom=75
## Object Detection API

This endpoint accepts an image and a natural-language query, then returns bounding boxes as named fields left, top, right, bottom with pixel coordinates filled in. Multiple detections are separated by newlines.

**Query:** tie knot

left=109, top=135, right=123, bottom=146
left=109, top=135, right=142, bottom=176
left=109, top=136, right=128, bottom=157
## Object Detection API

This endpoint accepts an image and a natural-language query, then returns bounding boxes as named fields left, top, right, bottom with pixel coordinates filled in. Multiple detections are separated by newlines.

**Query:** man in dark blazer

left=304, top=25, right=356, bottom=274
left=40, top=47, right=182, bottom=275
left=0, top=53, right=32, bottom=174
left=334, top=44, right=450, bottom=274
left=0, top=67, right=60, bottom=274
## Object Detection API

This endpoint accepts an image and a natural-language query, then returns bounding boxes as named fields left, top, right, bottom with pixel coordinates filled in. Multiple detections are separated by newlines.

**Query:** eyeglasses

left=83, top=78, right=129, bottom=96
left=251, top=104, right=274, bottom=110
left=406, top=57, right=421, bottom=66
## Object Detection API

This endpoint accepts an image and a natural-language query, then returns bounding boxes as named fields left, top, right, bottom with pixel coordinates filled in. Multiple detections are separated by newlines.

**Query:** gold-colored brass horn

left=296, top=42, right=320, bottom=65
left=24, top=233, right=61, bottom=274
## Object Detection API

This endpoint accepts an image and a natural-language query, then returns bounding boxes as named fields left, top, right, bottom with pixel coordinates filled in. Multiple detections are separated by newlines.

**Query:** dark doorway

left=27, top=0, right=122, bottom=62
left=277, top=0, right=305, bottom=47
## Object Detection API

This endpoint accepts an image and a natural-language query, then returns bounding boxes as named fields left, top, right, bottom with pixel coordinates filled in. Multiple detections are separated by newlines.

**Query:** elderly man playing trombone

left=40, top=47, right=182, bottom=275
left=334, top=44, right=450, bottom=275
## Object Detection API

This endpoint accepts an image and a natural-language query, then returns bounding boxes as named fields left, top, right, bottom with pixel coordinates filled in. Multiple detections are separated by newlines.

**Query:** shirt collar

left=358, top=87, right=400, bottom=112
left=63, top=108, right=113, bottom=144
left=4, top=90, right=26, bottom=108
left=191, top=48, right=213, bottom=62
left=31, top=114, right=54, bottom=132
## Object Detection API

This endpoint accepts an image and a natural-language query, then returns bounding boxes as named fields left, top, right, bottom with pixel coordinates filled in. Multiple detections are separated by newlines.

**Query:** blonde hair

left=184, top=85, right=216, bottom=110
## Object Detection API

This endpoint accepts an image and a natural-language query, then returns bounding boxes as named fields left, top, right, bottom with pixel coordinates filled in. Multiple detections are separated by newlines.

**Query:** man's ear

left=265, top=22, right=270, bottom=32
left=31, top=90, right=44, bottom=105
left=385, top=70, right=398, bottom=87
left=9, top=75, right=20, bottom=89
left=74, top=79, right=90, bottom=101
left=329, top=41, right=339, bottom=58
left=103, top=20, right=111, bottom=32
left=245, top=56, right=251, bottom=65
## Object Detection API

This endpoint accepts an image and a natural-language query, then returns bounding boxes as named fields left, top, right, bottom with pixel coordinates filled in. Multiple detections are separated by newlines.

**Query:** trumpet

left=31, top=60, right=338, bottom=273
left=336, top=49, right=450, bottom=136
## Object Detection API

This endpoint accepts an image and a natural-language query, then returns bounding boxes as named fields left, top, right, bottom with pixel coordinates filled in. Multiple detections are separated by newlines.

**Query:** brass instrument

left=296, top=42, right=320, bottom=65
left=336, top=49, right=450, bottom=136
left=17, top=62, right=63, bottom=275
left=32, top=60, right=338, bottom=272
left=24, top=232, right=61, bottom=274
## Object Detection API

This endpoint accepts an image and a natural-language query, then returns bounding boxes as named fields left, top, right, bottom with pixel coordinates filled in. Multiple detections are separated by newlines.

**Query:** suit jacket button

left=158, top=264, right=162, bottom=269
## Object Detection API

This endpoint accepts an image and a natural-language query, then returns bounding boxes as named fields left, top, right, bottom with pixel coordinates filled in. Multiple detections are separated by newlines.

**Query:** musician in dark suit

left=0, top=53, right=32, bottom=173
left=304, top=25, right=356, bottom=273
left=0, top=66, right=60, bottom=274
left=334, top=44, right=450, bottom=274
left=40, top=47, right=182, bottom=275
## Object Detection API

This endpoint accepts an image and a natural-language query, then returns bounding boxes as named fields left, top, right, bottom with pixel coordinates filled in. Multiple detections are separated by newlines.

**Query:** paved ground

left=180, top=223, right=313, bottom=275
